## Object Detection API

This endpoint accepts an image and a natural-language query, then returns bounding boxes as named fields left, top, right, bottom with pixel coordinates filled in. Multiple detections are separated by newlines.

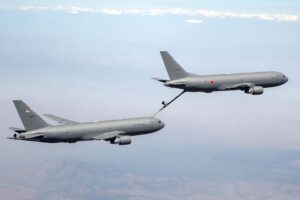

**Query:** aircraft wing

left=44, top=114, right=79, bottom=125
left=92, top=131, right=125, bottom=140
left=219, top=83, right=255, bottom=91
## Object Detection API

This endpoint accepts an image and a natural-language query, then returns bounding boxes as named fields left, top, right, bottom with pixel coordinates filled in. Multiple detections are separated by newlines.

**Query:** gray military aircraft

left=153, top=51, right=288, bottom=95
left=8, top=100, right=164, bottom=145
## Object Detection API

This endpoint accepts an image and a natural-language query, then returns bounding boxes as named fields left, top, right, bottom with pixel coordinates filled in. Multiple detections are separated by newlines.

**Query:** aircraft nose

left=156, top=120, right=165, bottom=129
left=282, top=74, right=288, bottom=83
left=160, top=121, right=165, bottom=129
left=152, top=118, right=165, bottom=130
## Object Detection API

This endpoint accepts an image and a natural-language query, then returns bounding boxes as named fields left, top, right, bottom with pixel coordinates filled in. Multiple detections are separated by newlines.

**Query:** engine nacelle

left=112, top=136, right=131, bottom=145
left=246, top=86, right=264, bottom=95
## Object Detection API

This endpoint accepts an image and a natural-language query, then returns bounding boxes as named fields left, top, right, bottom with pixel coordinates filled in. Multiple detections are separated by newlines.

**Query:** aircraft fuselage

left=164, top=71, right=288, bottom=93
left=17, top=117, right=164, bottom=143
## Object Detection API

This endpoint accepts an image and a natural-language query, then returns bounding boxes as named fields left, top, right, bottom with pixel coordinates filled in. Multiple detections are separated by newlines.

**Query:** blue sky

left=0, top=1, right=300, bottom=199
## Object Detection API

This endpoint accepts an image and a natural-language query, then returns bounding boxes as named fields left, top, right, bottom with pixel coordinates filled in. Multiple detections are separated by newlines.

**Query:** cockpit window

left=158, top=120, right=162, bottom=123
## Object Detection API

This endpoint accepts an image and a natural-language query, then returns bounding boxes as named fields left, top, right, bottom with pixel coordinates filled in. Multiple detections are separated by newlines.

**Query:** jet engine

left=246, top=86, right=264, bottom=95
left=112, top=136, right=131, bottom=145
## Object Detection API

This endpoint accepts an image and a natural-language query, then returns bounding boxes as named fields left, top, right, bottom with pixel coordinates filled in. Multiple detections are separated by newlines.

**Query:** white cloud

left=186, top=19, right=203, bottom=24
left=0, top=5, right=299, bottom=22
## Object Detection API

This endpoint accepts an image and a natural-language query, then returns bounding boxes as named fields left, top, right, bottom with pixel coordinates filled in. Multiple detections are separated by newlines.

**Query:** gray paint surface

left=9, top=100, right=164, bottom=145
left=155, top=51, right=288, bottom=94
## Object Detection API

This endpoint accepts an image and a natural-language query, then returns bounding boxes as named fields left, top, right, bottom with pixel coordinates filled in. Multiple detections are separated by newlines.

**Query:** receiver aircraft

left=8, top=100, right=164, bottom=145
left=153, top=51, right=288, bottom=95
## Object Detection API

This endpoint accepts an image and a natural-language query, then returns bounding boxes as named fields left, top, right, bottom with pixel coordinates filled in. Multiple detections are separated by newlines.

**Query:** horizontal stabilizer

left=92, top=131, right=124, bottom=140
left=9, top=127, right=26, bottom=133
left=151, top=77, right=169, bottom=83
left=44, top=114, right=79, bottom=125
left=7, top=133, right=44, bottom=140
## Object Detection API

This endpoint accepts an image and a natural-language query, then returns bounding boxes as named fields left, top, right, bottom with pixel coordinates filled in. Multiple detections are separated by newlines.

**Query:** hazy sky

left=0, top=1, right=300, bottom=199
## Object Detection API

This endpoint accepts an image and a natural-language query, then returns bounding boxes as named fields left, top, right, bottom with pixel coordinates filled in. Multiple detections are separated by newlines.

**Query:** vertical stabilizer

left=160, top=51, right=189, bottom=80
left=13, top=100, right=49, bottom=131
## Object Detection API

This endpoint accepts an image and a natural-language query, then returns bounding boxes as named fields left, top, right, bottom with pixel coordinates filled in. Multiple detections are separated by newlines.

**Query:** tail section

left=160, top=51, right=189, bottom=80
left=13, top=100, right=49, bottom=131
